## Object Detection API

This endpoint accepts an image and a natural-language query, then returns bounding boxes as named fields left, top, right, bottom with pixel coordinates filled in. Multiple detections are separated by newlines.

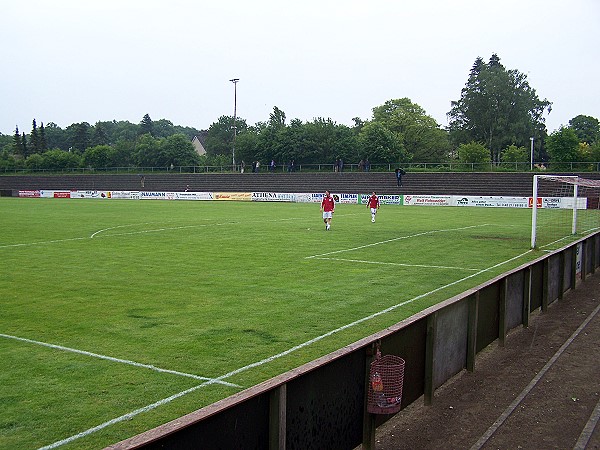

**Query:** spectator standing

left=395, top=167, right=406, bottom=187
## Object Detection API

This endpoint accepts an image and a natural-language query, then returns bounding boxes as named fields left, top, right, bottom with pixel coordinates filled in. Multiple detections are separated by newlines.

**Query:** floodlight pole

left=530, top=137, right=534, bottom=170
left=230, top=78, right=239, bottom=171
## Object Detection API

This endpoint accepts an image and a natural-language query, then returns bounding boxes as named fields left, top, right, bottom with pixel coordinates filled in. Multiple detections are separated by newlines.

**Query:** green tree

left=153, top=119, right=175, bottom=138
left=256, top=107, right=290, bottom=163
left=500, top=144, right=528, bottom=163
left=41, top=149, right=82, bottom=170
left=83, top=145, right=117, bottom=168
left=67, top=122, right=92, bottom=153
left=139, top=113, right=154, bottom=136
left=546, top=127, right=580, bottom=166
left=158, top=134, right=200, bottom=167
left=91, top=123, right=110, bottom=146
left=205, top=115, right=248, bottom=156
left=0, top=148, right=19, bottom=170
left=234, top=129, right=260, bottom=166
left=568, top=115, right=599, bottom=144
left=113, top=139, right=135, bottom=167
left=298, top=118, right=357, bottom=165
left=30, top=119, right=40, bottom=154
left=0, top=133, right=13, bottom=154
left=458, top=141, right=490, bottom=166
left=358, top=121, right=406, bottom=163
left=13, top=126, right=22, bottom=155
left=25, top=153, right=44, bottom=170
left=21, top=133, right=29, bottom=158
left=108, top=120, right=139, bottom=143
left=134, top=134, right=161, bottom=167
left=448, top=54, right=552, bottom=163
left=44, top=122, right=68, bottom=151
left=589, top=142, right=600, bottom=164
left=371, top=98, right=450, bottom=162
left=39, top=122, right=48, bottom=152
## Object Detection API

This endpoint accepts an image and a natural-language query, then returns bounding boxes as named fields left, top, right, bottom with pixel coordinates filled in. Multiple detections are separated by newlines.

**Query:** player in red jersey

left=367, top=191, right=380, bottom=222
left=320, top=190, right=335, bottom=230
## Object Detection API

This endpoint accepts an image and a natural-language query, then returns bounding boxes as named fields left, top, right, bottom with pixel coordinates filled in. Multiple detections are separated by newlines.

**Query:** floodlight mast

left=230, top=78, right=239, bottom=170
left=530, top=137, right=535, bottom=170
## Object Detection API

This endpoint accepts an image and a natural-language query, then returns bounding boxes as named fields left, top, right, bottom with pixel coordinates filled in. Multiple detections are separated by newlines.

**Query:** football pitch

left=0, top=197, right=540, bottom=449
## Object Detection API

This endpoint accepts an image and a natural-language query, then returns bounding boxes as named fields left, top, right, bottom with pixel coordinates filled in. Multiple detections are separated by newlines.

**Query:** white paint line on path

left=574, top=395, right=600, bottom=450
left=38, top=249, right=533, bottom=449
left=0, top=333, right=240, bottom=388
left=470, top=302, right=600, bottom=450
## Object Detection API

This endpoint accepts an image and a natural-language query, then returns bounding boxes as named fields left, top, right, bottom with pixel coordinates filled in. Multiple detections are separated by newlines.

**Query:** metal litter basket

left=367, top=351, right=405, bottom=415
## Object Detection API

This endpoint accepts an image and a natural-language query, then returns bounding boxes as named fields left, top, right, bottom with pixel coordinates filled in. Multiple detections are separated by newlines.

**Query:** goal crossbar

left=531, top=175, right=600, bottom=249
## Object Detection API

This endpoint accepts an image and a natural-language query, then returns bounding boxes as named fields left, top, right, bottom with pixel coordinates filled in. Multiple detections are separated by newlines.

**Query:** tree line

left=1, top=54, right=599, bottom=172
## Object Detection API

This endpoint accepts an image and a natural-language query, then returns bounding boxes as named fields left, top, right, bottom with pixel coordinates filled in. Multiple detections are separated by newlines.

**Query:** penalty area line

left=312, top=257, right=481, bottom=272
left=305, top=224, right=492, bottom=259
left=37, top=381, right=220, bottom=450
left=0, top=333, right=239, bottom=388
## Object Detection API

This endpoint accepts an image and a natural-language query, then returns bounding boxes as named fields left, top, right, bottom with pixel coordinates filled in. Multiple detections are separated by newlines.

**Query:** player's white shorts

left=322, top=211, right=333, bottom=219
left=370, top=208, right=377, bottom=214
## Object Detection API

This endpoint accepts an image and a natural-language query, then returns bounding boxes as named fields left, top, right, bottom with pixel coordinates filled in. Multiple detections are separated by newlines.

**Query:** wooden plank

left=466, top=292, right=479, bottom=372
left=269, top=384, right=287, bottom=450
left=424, top=313, right=437, bottom=406
left=499, top=278, right=507, bottom=347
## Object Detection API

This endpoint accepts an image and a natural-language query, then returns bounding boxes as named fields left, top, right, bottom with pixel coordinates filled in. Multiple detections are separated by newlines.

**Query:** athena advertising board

left=252, top=192, right=296, bottom=202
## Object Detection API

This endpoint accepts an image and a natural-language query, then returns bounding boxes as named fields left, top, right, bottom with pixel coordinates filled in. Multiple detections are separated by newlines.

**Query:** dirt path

left=374, top=273, right=600, bottom=450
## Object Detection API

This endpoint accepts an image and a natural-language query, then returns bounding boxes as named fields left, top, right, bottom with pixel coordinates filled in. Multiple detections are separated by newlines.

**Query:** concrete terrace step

left=1, top=172, right=599, bottom=197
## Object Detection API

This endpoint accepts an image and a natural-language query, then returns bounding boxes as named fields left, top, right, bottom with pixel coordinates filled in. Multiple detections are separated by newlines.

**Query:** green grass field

left=1, top=197, right=542, bottom=449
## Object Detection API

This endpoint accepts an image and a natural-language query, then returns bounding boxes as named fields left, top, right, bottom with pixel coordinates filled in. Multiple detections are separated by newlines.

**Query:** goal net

left=531, top=175, right=600, bottom=249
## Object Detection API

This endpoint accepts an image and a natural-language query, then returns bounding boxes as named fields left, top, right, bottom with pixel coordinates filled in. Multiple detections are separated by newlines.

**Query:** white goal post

left=531, top=175, right=600, bottom=249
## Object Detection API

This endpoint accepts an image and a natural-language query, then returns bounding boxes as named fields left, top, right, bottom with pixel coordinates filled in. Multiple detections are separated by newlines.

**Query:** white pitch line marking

left=0, top=236, right=88, bottom=249
left=312, top=257, right=481, bottom=271
left=90, top=223, right=154, bottom=238
left=305, top=224, right=492, bottom=259
left=38, top=249, right=533, bottom=450
left=0, top=333, right=239, bottom=388
left=37, top=382, right=214, bottom=450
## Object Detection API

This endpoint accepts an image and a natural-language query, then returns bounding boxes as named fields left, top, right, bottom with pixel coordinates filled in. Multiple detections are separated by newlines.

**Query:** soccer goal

left=531, top=175, right=600, bottom=249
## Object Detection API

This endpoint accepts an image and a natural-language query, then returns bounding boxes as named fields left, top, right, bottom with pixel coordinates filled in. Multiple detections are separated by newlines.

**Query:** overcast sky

left=1, top=0, right=598, bottom=137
